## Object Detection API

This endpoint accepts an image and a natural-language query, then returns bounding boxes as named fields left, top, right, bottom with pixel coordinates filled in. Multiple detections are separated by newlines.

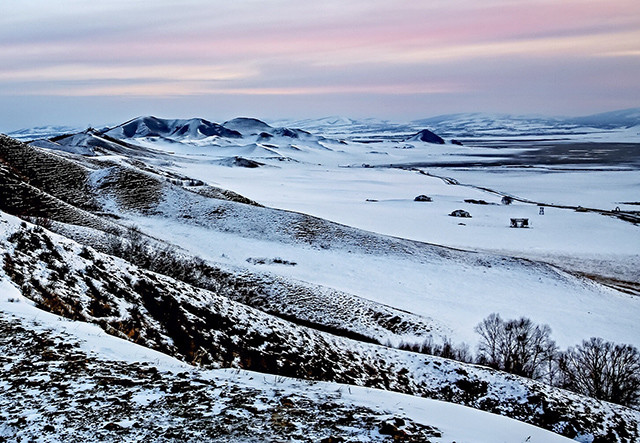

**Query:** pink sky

left=0, top=0, right=639, bottom=130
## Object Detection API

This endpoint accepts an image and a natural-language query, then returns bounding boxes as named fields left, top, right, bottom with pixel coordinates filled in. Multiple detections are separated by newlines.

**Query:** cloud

left=0, top=0, right=638, bottom=124
left=0, top=63, right=257, bottom=83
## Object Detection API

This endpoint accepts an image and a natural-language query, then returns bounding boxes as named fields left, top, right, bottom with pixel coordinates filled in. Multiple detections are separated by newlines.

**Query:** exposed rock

left=273, top=127, right=311, bottom=139
left=227, top=156, right=264, bottom=168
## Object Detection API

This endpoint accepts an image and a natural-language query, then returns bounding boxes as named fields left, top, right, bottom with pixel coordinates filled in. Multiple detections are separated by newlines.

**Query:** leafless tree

left=559, top=337, right=640, bottom=407
left=475, top=313, right=557, bottom=381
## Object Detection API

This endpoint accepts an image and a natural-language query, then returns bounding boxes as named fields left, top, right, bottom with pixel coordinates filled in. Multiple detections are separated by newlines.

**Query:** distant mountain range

left=6, top=125, right=84, bottom=141
left=6, top=107, right=640, bottom=142
left=409, top=108, right=640, bottom=138
left=272, top=108, right=640, bottom=138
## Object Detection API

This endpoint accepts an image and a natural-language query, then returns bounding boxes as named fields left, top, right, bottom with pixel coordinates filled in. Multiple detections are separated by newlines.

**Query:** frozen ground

left=134, top=129, right=638, bottom=264
left=191, top=162, right=640, bottom=282
left=181, top=162, right=639, bottom=257
left=0, top=277, right=574, bottom=443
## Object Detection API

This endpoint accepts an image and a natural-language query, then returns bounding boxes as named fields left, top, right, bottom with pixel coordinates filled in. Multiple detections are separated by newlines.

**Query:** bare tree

left=475, top=313, right=503, bottom=366
left=559, top=337, right=640, bottom=407
left=475, top=314, right=557, bottom=381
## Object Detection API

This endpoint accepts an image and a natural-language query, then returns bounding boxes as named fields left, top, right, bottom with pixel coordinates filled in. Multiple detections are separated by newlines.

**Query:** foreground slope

left=0, top=279, right=575, bottom=443
left=0, top=212, right=638, bottom=442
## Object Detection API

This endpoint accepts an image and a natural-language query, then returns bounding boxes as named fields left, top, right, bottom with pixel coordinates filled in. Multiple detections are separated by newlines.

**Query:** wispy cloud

left=0, top=0, right=638, bottom=128
left=0, top=63, right=257, bottom=83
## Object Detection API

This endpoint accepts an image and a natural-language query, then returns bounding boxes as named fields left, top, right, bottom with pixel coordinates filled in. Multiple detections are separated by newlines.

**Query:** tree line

left=467, top=313, right=638, bottom=408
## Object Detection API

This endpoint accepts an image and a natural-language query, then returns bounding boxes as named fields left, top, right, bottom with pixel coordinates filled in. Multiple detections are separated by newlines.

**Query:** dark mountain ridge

left=106, top=116, right=242, bottom=139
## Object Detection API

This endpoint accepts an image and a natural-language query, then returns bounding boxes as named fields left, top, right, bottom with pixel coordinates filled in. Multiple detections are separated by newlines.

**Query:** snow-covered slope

left=412, top=109, right=640, bottom=138
left=3, top=133, right=637, bottom=351
left=0, top=277, right=576, bottom=443
left=569, top=107, right=640, bottom=129
left=1, top=211, right=638, bottom=442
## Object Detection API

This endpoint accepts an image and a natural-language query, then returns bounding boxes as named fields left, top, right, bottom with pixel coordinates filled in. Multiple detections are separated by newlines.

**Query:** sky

left=0, top=0, right=639, bottom=131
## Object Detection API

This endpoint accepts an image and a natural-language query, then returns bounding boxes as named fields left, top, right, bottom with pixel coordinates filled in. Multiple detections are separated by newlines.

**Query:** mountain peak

left=222, top=117, right=273, bottom=135
left=105, top=116, right=241, bottom=139
left=407, top=129, right=445, bottom=144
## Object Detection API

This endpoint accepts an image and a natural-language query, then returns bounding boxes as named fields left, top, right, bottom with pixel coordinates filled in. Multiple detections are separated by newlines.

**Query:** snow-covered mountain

left=568, top=107, right=640, bottom=129
left=6, top=125, right=83, bottom=141
left=222, top=116, right=274, bottom=135
left=406, top=129, right=445, bottom=144
left=223, top=117, right=315, bottom=140
left=268, top=115, right=413, bottom=137
left=272, top=108, right=640, bottom=139
left=105, top=116, right=242, bottom=140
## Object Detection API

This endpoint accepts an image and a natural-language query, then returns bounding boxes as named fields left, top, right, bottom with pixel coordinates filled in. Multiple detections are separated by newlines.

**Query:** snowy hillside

left=1, top=278, right=575, bottom=443
left=1, top=211, right=638, bottom=442
left=1, top=108, right=640, bottom=441
left=2, top=134, right=638, bottom=351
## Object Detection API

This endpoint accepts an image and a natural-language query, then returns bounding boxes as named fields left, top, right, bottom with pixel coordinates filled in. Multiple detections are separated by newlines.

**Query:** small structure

left=539, top=207, right=545, bottom=215
left=501, top=196, right=513, bottom=205
left=414, top=195, right=432, bottom=202
left=510, top=218, right=529, bottom=228
left=450, top=209, right=471, bottom=218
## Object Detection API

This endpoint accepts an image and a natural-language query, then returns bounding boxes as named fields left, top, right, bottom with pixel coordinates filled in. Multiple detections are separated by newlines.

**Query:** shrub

left=398, top=337, right=473, bottom=363
left=104, top=225, right=210, bottom=287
